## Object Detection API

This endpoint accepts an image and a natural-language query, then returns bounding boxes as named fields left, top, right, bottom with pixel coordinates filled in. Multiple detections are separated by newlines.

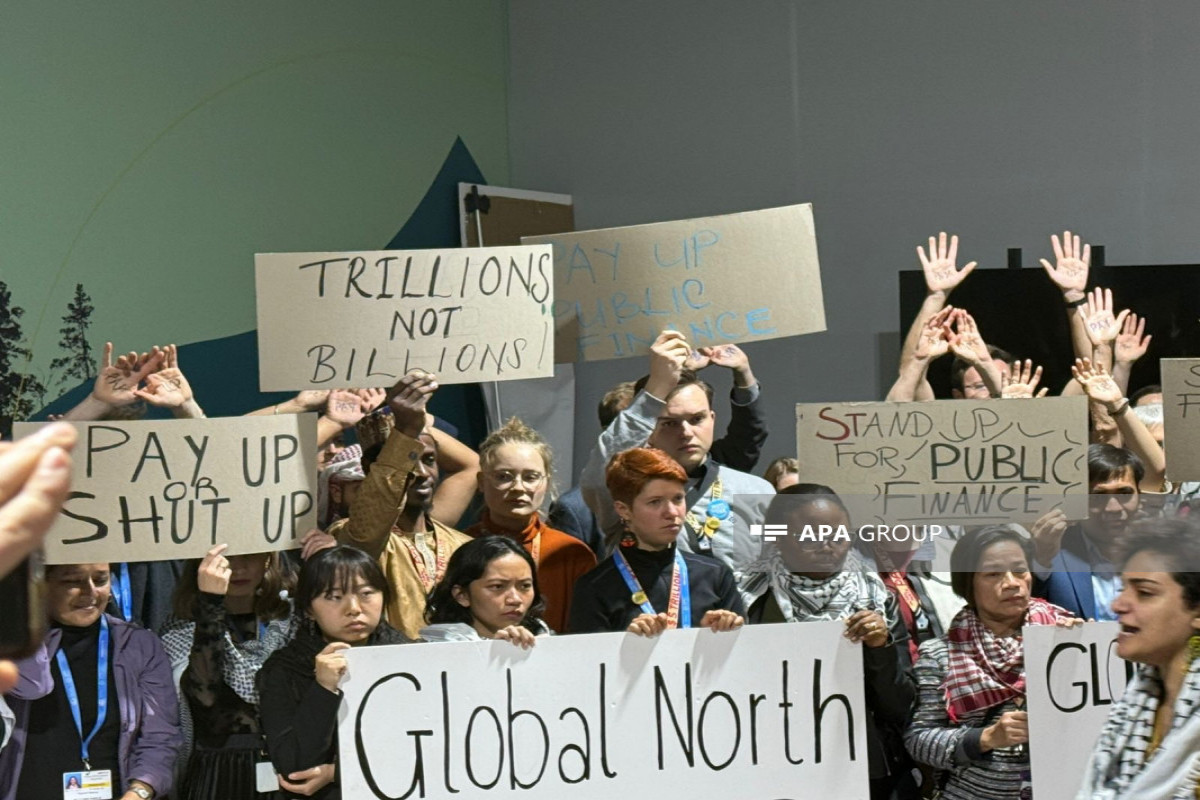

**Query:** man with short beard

left=328, top=372, right=472, bottom=639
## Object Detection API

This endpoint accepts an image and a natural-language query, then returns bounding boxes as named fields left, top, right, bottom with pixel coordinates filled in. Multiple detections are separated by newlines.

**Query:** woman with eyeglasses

left=465, top=418, right=596, bottom=632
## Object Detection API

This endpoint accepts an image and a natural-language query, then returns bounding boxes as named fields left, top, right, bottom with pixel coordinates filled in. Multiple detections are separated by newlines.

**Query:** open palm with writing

left=1114, top=313, right=1151, bottom=364
left=1078, top=287, right=1129, bottom=347
left=92, top=342, right=162, bottom=407
left=947, top=309, right=989, bottom=364
left=1001, top=360, right=1048, bottom=399
left=133, top=345, right=192, bottom=408
left=918, top=232, right=976, bottom=293
left=1072, top=358, right=1123, bottom=406
left=1039, top=230, right=1090, bottom=293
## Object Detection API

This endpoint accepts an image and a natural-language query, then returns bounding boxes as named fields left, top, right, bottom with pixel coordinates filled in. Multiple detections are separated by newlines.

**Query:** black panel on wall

left=898, top=265, right=1200, bottom=399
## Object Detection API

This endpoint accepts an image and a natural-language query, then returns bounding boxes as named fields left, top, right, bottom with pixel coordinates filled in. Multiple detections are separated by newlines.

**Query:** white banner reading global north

left=338, top=622, right=869, bottom=800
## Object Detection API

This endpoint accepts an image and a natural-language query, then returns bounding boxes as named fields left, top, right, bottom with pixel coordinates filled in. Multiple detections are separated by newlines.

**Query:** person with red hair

left=568, top=447, right=744, bottom=635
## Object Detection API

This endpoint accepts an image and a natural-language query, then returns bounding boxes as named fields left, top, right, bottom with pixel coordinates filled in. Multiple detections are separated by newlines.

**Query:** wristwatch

left=128, top=785, right=153, bottom=800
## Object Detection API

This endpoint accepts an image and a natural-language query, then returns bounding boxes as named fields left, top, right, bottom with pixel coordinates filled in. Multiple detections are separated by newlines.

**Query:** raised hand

left=293, top=390, right=331, bottom=412
left=325, top=389, right=371, bottom=428
left=388, top=371, right=438, bottom=438
left=645, top=330, right=691, bottom=399
left=947, top=309, right=990, bottom=365
left=1030, top=508, right=1069, bottom=567
left=913, top=307, right=953, bottom=361
left=982, top=710, right=1029, bottom=751
left=1114, top=312, right=1151, bottom=365
left=133, top=345, right=193, bottom=409
left=918, top=232, right=976, bottom=294
left=1078, top=287, right=1129, bottom=348
left=698, top=343, right=756, bottom=388
left=1040, top=230, right=1090, bottom=294
left=92, top=342, right=163, bottom=408
left=300, top=528, right=337, bottom=560
left=1072, top=357, right=1124, bottom=408
left=197, top=543, right=232, bottom=595
left=1001, top=360, right=1048, bottom=399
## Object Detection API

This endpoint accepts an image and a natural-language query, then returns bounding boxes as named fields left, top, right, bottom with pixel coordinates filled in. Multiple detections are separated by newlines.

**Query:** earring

left=1186, top=633, right=1200, bottom=675
left=619, top=518, right=636, bottom=549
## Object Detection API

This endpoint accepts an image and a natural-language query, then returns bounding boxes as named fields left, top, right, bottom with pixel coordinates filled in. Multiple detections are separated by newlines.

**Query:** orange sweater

left=466, top=511, right=596, bottom=633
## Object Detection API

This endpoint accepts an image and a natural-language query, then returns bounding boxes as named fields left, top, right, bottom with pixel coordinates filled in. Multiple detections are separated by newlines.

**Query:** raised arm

left=887, top=307, right=951, bottom=401
left=319, top=388, right=385, bottom=448
left=1040, top=231, right=1092, bottom=395
left=898, top=233, right=977, bottom=401
left=245, top=389, right=330, bottom=418
left=425, top=418, right=480, bottom=528
left=1073, top=358, right=1167, bottom=491
left=696, top=344, right=768, bottom=471
left=62, top=341, right=162, bottom=420
left=132, top=344, right=205, bottom=418
left=947, top=309, right=1003, bottom=398
left=1000, top=359, right=1049, bottom=399
left=1112, top=312, right=1151, bottom=396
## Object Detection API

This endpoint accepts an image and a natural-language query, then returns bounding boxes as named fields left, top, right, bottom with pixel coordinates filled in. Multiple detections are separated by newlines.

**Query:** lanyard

left=399, top=527, right=450, bottom=593
left=613, top=549, right=691, bottom=629
left=684, top=477, right=725, bottom=540
left=109, top=563, right=132, bottom=621
left=56, top=616, right=110, bottom=770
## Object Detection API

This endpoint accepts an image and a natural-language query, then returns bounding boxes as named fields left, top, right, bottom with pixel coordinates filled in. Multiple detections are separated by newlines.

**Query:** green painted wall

left=1, top=1, right=509, bottom=407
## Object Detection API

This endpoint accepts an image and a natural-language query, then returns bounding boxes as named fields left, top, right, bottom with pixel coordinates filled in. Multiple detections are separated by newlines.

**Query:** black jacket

left=256, top=621, right=409, bottom=800
left=568, top=545, right=745, bottom=633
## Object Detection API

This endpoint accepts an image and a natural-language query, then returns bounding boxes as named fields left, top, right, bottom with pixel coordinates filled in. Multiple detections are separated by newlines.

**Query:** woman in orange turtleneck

left=465, top=418, right=596, bottom=632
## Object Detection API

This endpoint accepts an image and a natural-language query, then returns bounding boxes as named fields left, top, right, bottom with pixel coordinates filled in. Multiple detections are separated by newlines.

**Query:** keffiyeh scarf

left=1076, top=658, right=1200, bottom=800
left=943, top=598, right=1068, bottom=721
left=739, top=548, right=894, bottom=625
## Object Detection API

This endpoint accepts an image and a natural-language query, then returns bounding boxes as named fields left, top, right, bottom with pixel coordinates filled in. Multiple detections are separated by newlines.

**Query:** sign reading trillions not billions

left=13, top=415, right=317, bottom=564
left=339, top=623, right=869, bottom=800
left=794, top=397, right=1089, bottom=525
left=523, top=204, right=826, bottom=363
left=255, top=245, right=555, bottom=390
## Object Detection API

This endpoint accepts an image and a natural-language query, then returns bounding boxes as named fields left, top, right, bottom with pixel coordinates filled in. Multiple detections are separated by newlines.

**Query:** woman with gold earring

left=1077, top=518, right=1200, bottom=799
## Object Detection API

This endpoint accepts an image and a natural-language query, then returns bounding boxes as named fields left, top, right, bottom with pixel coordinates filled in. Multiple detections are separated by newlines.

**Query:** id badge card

left=696, top=535, right=712, bottom=552
left=256, top=761, right=279, bottom=793
left=63, top=769, right=112, bottom=800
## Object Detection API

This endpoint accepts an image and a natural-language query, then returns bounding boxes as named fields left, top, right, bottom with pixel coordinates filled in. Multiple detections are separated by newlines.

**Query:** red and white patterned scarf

left=943, top=597, right=1071, bottom=721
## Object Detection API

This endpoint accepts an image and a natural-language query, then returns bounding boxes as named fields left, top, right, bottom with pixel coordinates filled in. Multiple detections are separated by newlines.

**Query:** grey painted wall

left=506, top=1, right=1200, bottom=478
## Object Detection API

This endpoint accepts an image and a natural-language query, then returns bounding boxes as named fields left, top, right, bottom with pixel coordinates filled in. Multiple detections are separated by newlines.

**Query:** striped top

left=904, top=636, right=1029, bottom=800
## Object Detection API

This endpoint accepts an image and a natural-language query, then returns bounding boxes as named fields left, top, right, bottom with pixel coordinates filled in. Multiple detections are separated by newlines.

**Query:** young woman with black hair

left=257, top=546, right=408, bottom=800
left=421, top=535, right=550, bottom=647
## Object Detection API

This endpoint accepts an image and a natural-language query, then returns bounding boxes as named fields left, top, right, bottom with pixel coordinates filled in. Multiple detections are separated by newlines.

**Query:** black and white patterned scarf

left=738, top=548, right=893, bottom=625
left=1077, top=658, right=1200, bottom=799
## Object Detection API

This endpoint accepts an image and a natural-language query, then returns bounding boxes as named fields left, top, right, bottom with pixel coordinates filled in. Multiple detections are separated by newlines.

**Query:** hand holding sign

left=918, top=232, right=977, bottom=295
left=0, top=423, right=77, bottom=579
left=627, top=612, right=670, bottom=637
left=493, top=625, right=538, bottom=649
left=843, top=609, right=888, bottom=648
left=197, top=543, right=232, bottom=595
left=279, top=764, right=336, bottom=796
left=982, top=710, right=1029, bottom=751
left=699, top=609, right=744, bottom=632
left=315, top=642, right=351, bottom=692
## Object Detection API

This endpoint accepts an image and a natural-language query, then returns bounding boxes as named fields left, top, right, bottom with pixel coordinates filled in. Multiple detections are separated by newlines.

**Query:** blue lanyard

left=56, top=616, right=110, bottom=769
left=612, top=549, right=691, bottom=629
left=109, top=563, right=132, bottom=621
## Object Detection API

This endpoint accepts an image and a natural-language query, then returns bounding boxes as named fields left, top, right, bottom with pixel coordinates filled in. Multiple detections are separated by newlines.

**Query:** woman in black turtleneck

left=0, top=563, right=180, bottom=800
left=568, top=447, right=744, bottom=634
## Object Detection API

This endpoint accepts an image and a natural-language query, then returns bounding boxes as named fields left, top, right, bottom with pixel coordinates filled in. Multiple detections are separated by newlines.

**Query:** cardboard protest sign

left=795, top=397, right=1088, bottom=524
left=14, top=416, right=317, bottom=564
left=523, top=204, right=825, bottom=363
left=1025, top=622, right=1133, bottom=799
left=255, top=245, right=555, bottom=390
left=339, top=622, right=868, bottom=800
left=1162, top=358, right=1200, bottom=481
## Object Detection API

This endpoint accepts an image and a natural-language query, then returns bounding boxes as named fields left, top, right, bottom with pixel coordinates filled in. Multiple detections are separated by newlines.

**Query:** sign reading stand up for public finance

left=13, top=416, right=317, bottom=564
left=1024, top=622, right=1133, bottom=800
left=1162, top=358, right=1200, bottom=481
left=524, top=204, right=826, bottom=363
left=338, top=622, right=869, bottom=800
left=795, top=396, right=1089, bottom=525
left=255, top=245, right=555, bottom=390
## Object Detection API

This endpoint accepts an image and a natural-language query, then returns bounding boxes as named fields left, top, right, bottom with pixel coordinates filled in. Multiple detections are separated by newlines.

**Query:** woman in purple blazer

left=0, top=562, right=181, bottom=800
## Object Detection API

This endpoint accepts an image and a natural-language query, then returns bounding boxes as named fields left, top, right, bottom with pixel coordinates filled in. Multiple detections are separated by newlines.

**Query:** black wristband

left=1110, top=399, right=1131, bottom=416
left=1064, top=296, right=1087, bottom=308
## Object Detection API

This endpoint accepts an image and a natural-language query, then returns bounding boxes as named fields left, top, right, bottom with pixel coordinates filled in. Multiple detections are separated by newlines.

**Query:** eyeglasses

left=486, top=470, right=546, bottom=490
